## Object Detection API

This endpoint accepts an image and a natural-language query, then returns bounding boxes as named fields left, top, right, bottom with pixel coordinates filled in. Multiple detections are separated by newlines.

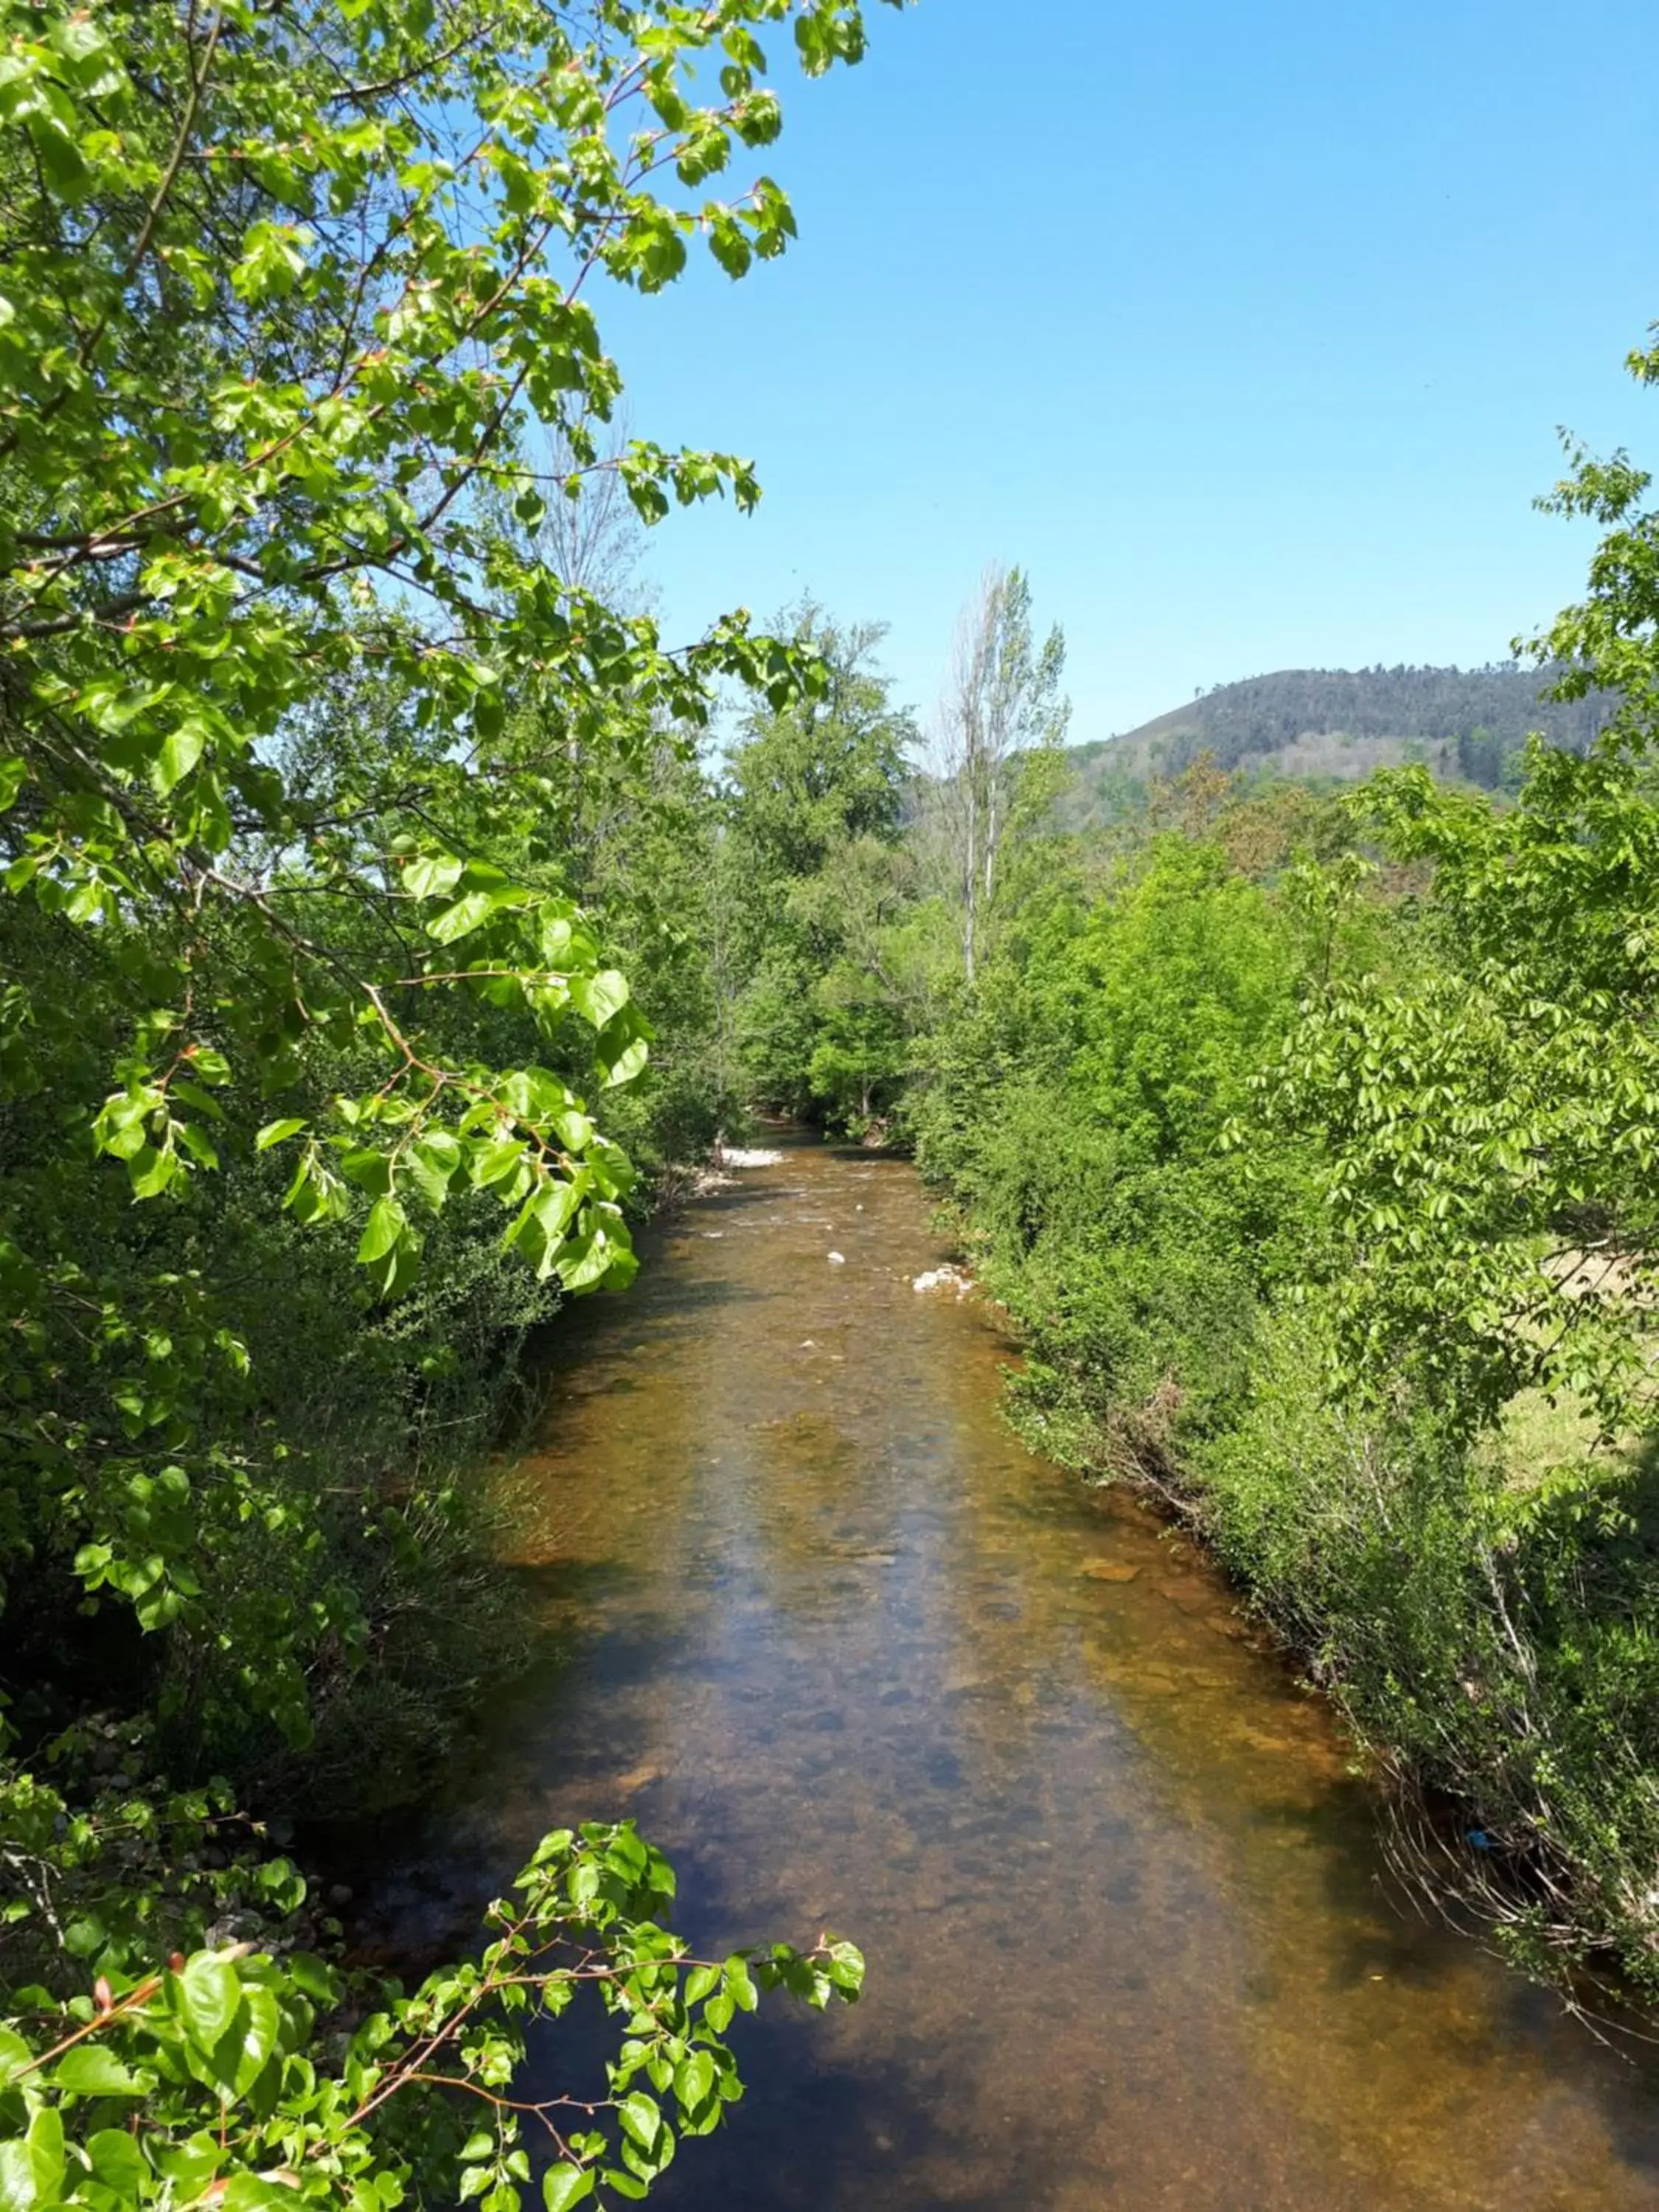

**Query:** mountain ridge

left=1069, top=662, right=1616, bottom=802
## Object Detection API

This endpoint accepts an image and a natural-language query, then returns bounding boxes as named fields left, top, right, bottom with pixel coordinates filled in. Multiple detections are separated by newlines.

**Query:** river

left=358, top=1131, right=1659, bottom=2210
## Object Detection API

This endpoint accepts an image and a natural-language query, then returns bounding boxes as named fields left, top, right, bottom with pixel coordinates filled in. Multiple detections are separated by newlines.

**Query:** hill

left=1065, top=664, right=1617, bottom=823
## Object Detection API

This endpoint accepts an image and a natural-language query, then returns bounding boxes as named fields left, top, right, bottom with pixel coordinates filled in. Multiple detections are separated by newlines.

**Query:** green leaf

left=230, top=220, right=307, bottom=302
left=555, top=1231, right=614, bottom=1293
left=153, top=715, right=209, bottom=796
left=473, top=1137, right=528, bottom=1189
left=723, top=1957, right=757, bottom=2013
left=178, top=1121, right=220, bottom=1170
left=356, top=1197, right=406, bottom=1265
left=256, top=1118, right=306, bottom=1150
left=675, top=2049, right=714, bottom=2113
left=617, top=2093, right=661, bottom=2154
left=425, top=881, right=526, bottom=945
left=49, top=16, right=126, bottom=98
left=570, top=969, right=630, bottom=1029
left=552, top=1108, right=593, bottom=1152
left=284, top=1954, right=338, bottom=2004
left=426, top=890, right=501, bottom=944
left=224, top=2177, right=313, bottom=2212
left=173, top=1079, right=226, bottom=1121
left=128, top=1143, right=178, bottom=1199
left=0, top=2140, right=32, bottom=2212
left=179, top=1952, right=241, bottom=2051
left=51, top=2045, right=144, bottom=2096
left=541, top=2167, right=594, bottom=2212
left=532, top=1175, right=586, bottom=1241
left=822, top=1938, right=864, bottom=1995
left=401, top=853, right=465, bottom=899
left=407, top=1132, right=462, bottom=1211
left=25, top=2103, right=63, bottom=2206
left=597, top=1007, right=653, bottom=1089
left=234, top=1984, right=281, bottom=2090
left=86, top=2130, right=145, bottom=2191
left=339, top=1147, right=394, bottom=1197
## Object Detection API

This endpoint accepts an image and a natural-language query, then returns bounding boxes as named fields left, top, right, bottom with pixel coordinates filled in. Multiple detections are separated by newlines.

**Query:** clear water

left=359, top=1133, right=1659, bottom=2211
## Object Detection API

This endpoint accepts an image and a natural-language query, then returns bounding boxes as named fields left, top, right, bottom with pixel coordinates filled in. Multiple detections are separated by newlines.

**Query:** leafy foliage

left=910, top=523, right=1659, bottom=1999
left=720, top=609, right=922, bottom=1129
left=1275, top=746, right=1659, bottom=1441
left=0, top=0, right=897, bottom=2199
left=908, top=810, right=1334, bottom=1472
left=0, top=1822, right=862, bottom=2212
left=0, top=0, right=889, bottom=1303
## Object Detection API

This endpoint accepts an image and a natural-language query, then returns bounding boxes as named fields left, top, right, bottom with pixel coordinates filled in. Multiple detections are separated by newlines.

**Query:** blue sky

left=601, top=0, right=1659, bottom=742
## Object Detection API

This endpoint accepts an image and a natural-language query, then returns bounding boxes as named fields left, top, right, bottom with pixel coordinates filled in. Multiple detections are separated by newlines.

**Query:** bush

left=914, top=793, right=1659, bottom=1999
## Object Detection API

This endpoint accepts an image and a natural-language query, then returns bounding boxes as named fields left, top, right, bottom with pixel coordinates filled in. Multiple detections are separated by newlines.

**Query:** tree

left=722, top=608, right=916, bottom=1116
left=928, top=566, right=1068, bottom=981
left=0, top=0, right=900, bottom=1655
left=726, top=608, right=910, bottom=882
left=0, top=1, right=894, bottom=2202
left=0, top=0, right=896, bottom=1301
left=1273, top=369, right=1659, bottom=1444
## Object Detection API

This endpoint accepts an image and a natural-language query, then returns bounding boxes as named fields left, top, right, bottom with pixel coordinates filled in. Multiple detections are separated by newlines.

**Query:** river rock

left=1158, top=1578, right=1211, bottom=1613
left=613, top=1760, right=663, bottom=1794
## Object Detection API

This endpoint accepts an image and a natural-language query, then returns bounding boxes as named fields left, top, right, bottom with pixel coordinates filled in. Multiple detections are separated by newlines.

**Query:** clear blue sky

left=602, top=0, right=1659, bottom=742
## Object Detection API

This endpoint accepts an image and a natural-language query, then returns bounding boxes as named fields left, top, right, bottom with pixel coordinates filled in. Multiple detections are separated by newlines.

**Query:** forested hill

left=1071, top=662, right=1618, bottom=798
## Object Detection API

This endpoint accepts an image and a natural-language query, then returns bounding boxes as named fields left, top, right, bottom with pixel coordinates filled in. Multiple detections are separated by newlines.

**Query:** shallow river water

left=361, top=1133, right=1659, bottom=2210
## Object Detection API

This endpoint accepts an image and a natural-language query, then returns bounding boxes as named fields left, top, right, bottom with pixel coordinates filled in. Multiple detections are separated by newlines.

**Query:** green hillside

left=1065, top=663, right=1617, bottom=824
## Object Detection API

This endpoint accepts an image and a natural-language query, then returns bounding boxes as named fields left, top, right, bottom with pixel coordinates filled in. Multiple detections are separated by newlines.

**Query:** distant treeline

left=1092, top=664, right=1619, bottom=780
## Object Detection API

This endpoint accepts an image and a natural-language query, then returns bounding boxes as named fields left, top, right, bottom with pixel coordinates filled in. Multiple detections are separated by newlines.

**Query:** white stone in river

left=827, top=1251, right=846, bottom=1265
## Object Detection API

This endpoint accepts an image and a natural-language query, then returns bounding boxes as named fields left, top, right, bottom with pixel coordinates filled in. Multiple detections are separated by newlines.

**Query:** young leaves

left=0, top=1827, right=864, bottom=2212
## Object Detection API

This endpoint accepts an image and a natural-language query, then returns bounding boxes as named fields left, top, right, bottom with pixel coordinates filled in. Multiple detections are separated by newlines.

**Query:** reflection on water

left=359, top=1134, right=1659, bottom=2210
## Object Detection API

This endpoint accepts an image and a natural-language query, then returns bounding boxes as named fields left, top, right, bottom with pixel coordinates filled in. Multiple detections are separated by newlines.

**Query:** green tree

left=0, top=0, right=890, bottom=1300
left=1276, top=742, right=1659, bottom=1443
left=723, top=608, right=917, bottom=1119
left=0, top=0, right=894, bottom=2199
left=1272, top=378, right=1659, bottom=1444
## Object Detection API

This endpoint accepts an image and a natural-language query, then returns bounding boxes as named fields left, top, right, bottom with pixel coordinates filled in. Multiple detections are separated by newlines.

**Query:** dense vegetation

left=587, top=364, right=1659, bottom=2008
left=665, top=468, right=1659, bottom=2007
left=0, top=3, right=881, bottom=2207
left=900, top=386, right=1659, bottom=2001
left=10, top=0, right=1659, bottom=2192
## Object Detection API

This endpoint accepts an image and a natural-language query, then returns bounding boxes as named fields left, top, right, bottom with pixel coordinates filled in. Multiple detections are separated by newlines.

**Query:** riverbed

left=360, top=1133, right=1659, bottom=2209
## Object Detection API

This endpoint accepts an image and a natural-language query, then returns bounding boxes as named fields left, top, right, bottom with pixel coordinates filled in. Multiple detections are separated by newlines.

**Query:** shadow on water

left=355, top=1130, right=1659, bottom=2211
